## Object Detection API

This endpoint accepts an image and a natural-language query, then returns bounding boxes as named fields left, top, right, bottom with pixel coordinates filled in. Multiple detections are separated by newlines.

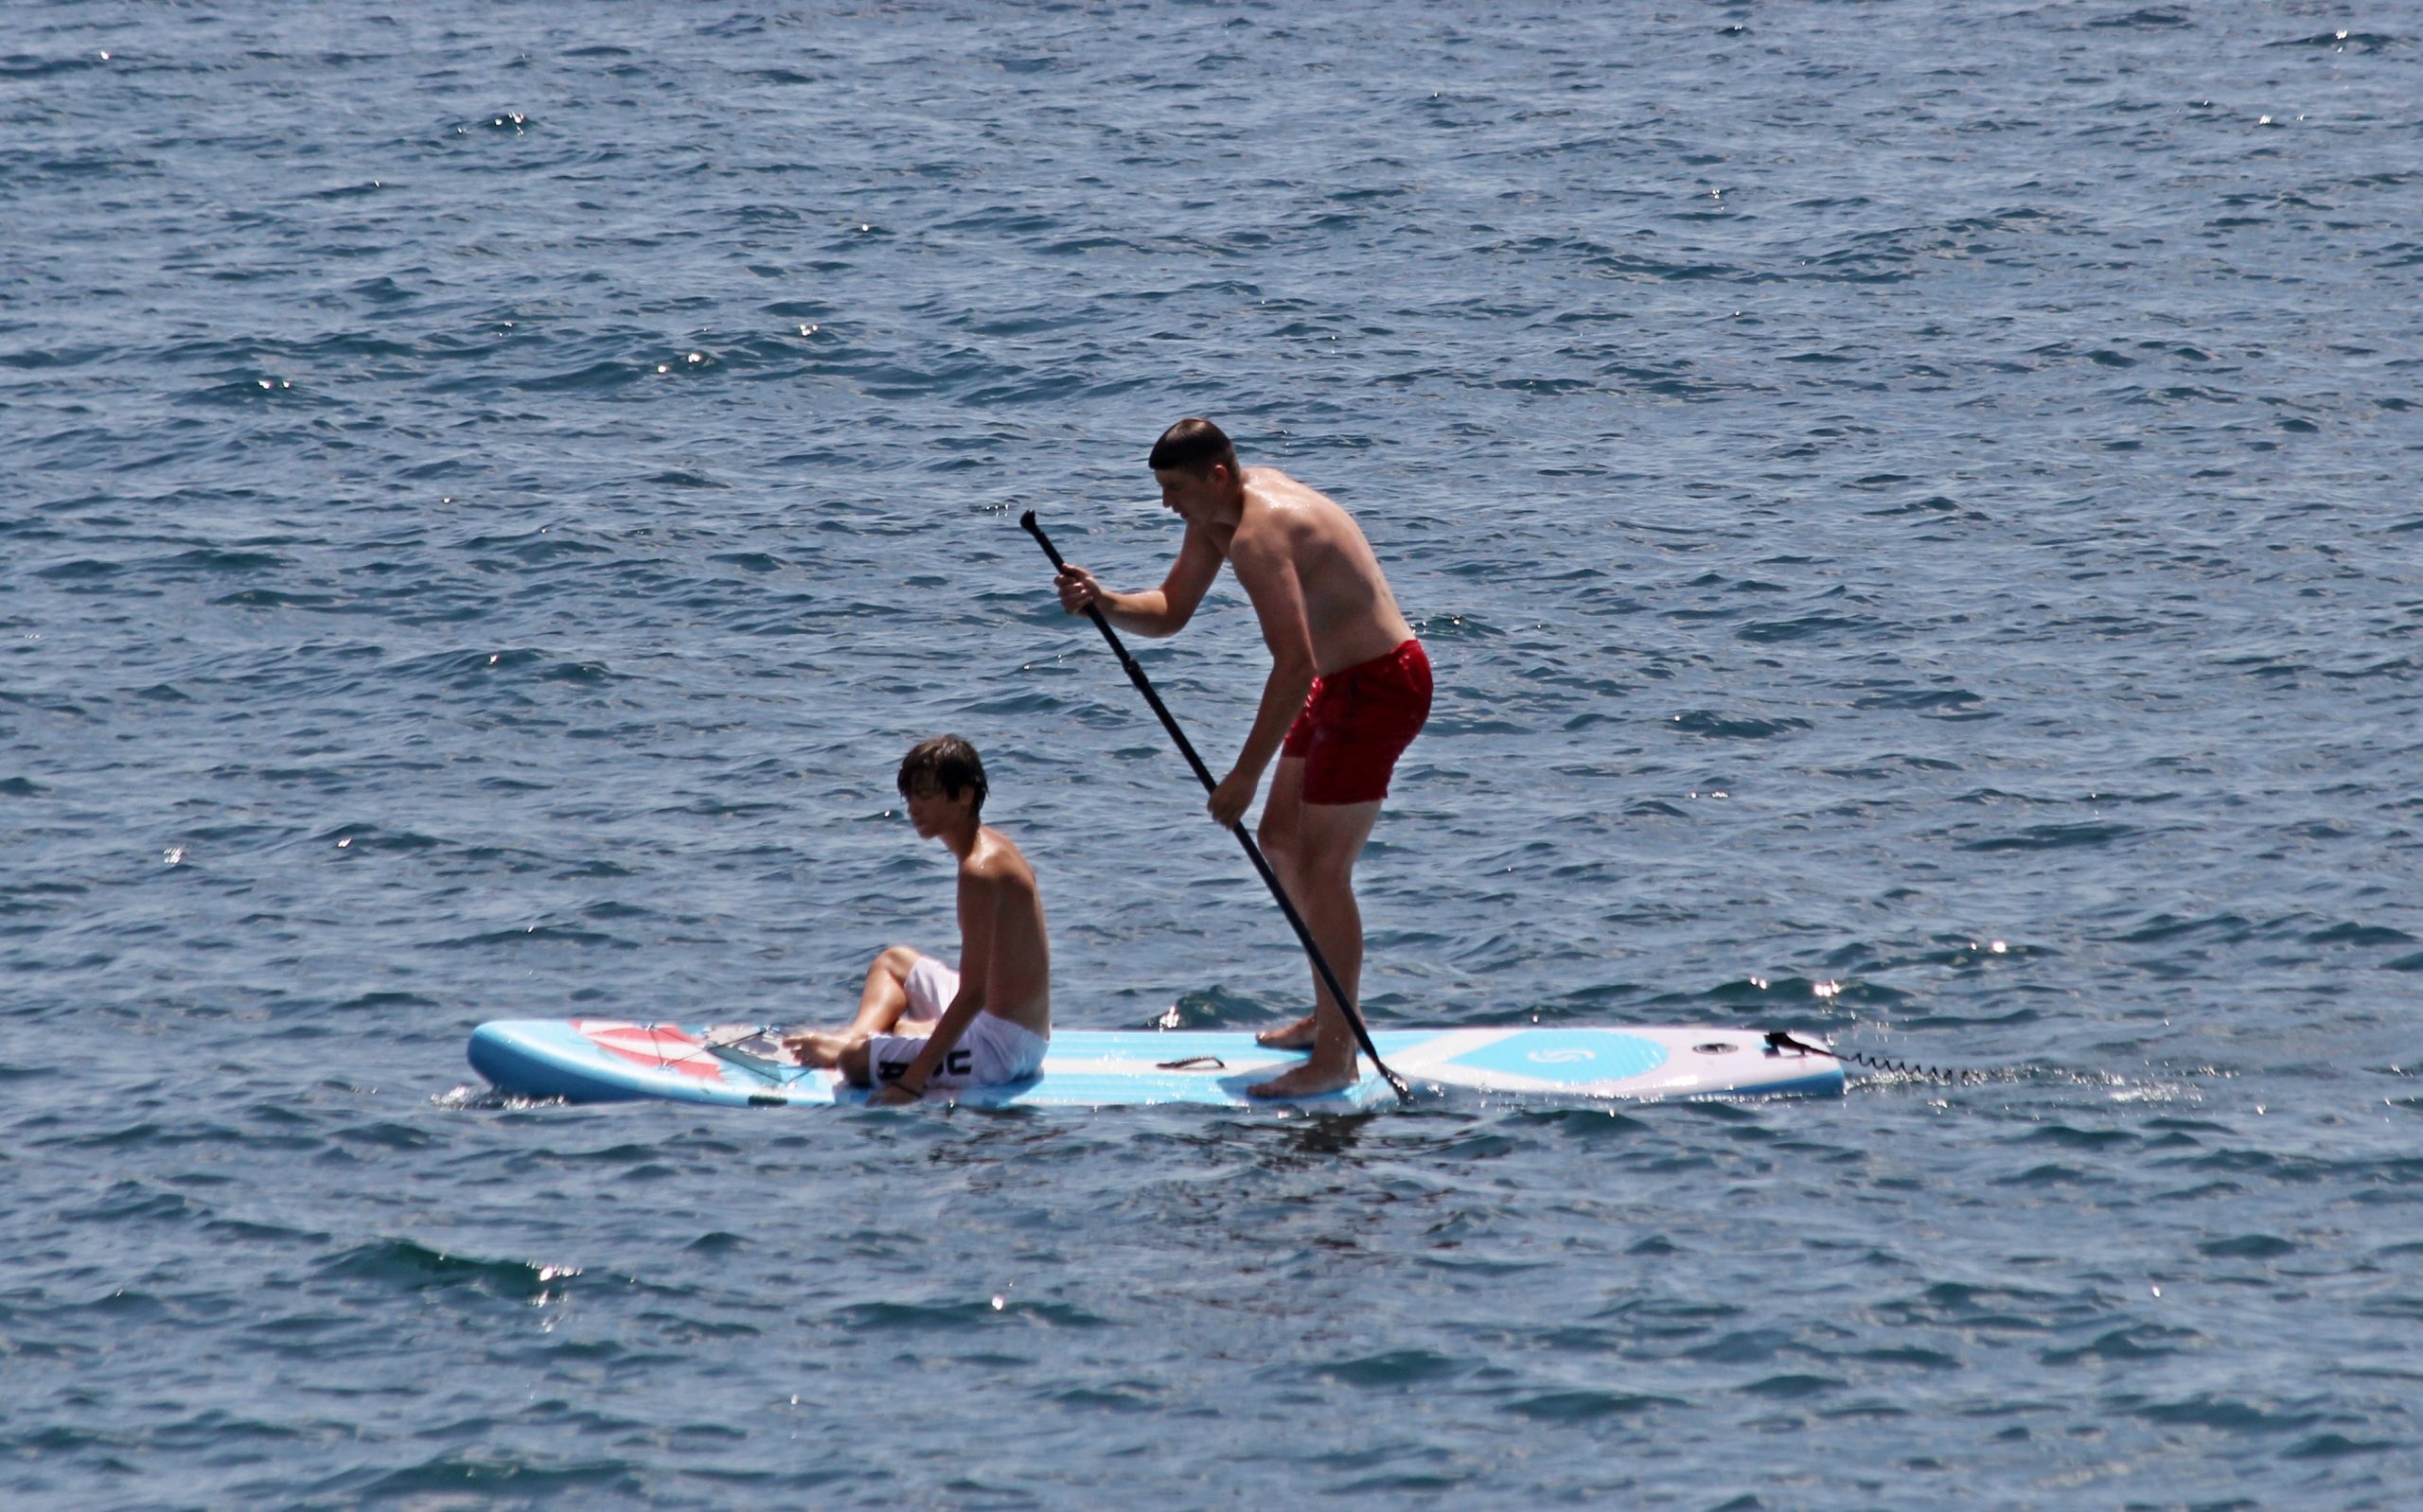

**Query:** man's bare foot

left=1254, top=1013, right=1320, bottom=1050
left=1246, top=1057, right=1361, bottom=1099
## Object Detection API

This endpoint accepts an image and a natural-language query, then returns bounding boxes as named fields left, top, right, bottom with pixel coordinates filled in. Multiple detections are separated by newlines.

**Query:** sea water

left=5, top=3, right=2419, bottom=1507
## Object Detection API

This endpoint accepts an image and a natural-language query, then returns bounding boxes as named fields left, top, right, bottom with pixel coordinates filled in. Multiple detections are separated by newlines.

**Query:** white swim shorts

left=898, top=952, right=958, bottom=1024
left=863, top=1010, right=1049, bottom=1090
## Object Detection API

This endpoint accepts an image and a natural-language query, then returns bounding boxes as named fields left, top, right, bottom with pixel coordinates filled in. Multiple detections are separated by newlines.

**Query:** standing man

left=1052, top=418, right=1430, bottom=1098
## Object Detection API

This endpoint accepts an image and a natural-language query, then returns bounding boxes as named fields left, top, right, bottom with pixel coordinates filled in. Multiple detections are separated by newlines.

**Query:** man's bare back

left=1225, top=467, right=1416, bottom=677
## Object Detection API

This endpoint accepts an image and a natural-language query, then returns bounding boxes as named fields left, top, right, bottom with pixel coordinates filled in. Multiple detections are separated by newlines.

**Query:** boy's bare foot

left=1254, top=1013, right=1320, bottom=1050
left=1246, top=1057, right=1361, bottom=1099
left=783, top=1030, right=849, bottom=1068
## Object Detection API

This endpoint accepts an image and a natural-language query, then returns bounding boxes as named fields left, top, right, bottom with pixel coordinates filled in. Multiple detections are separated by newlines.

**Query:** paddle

left=1022, top=510, right=1412, bottom=1102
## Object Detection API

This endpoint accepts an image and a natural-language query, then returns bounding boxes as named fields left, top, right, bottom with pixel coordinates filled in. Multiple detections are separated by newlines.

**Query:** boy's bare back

left=961, top=826, right=1050, bottom=1038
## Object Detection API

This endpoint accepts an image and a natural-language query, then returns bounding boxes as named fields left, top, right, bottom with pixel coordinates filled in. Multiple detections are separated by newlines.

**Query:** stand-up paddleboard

left=467, top=1020, right=1846, bottom=1108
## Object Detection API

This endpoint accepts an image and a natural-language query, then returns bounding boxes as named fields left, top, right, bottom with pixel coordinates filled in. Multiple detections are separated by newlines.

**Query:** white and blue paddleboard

left=467, top=1020, right=1845, bottom=1108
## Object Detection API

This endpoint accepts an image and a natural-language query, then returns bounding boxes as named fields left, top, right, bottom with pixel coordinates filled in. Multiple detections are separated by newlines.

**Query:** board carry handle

left=1022, top=510, right=1412, bottom=1103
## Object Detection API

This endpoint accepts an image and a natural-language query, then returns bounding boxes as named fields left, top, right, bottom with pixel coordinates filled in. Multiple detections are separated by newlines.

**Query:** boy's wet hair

left=897, top=734, right=987, bottom=818
left=1147, top=416, right=1237, bottom=478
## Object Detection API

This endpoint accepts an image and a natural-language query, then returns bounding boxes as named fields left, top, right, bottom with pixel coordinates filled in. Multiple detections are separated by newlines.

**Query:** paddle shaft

left=1021, top=511, right=1409, bottom=1101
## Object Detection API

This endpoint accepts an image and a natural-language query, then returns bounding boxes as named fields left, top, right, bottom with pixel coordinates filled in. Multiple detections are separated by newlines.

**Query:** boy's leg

left=1247, top=795, right=1384, bottom=1099
left=785, top=1029, right=856, bottom=1068
left=837, top=1037, right=875, bottom=1087
left=843, top=944, right=924, bottom=1037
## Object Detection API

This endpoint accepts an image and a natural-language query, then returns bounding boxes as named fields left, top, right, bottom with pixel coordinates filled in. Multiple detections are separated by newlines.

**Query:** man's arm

left=1055, top=523, right=1225, bottom=639
left=869, top=867, right=999, bottom=1104
left=1206, top=533, right=1318, bottom=828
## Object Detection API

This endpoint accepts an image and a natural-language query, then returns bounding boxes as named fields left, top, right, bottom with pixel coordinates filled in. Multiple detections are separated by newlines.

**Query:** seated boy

left=783, top=736, right=1051, bottom=1104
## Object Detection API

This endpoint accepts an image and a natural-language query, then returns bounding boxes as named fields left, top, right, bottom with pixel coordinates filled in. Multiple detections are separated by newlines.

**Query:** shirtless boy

left=1052, top=418, right=1429, bottom=1098
left=783, top=736, right=1051, bottom=1105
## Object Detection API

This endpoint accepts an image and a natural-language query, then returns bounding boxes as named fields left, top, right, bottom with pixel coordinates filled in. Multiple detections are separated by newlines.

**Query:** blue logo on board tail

left=1447, top=1030, right=1667, bottom=1085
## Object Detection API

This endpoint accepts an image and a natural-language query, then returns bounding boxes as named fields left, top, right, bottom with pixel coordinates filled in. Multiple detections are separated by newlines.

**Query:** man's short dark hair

left=898, top=734, right=987, bottom=817
left=1148, top=417, right=1238, bottom=477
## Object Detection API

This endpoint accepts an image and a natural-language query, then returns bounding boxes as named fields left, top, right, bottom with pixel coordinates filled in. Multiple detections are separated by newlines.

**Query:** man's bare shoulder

left=1235, top=469, right=1331, bottom=557
left=1242, top=466, right=1333, bottom=511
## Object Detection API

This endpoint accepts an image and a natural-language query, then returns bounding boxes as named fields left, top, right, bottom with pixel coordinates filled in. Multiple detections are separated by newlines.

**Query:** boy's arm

left=869, top=868, right=998, bottom=1104
left=1056, top=524, right=1225, bottom=639
left=1208, top=534, right=1317, bottom=828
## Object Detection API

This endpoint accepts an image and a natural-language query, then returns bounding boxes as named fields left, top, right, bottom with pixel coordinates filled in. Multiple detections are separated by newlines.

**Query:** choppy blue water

left=5, top=2, right=2420, bottom=1506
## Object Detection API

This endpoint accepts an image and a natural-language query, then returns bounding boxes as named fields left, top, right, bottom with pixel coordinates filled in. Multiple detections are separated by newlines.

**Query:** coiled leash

left=1764, top=1029, right=1988, bottom=1086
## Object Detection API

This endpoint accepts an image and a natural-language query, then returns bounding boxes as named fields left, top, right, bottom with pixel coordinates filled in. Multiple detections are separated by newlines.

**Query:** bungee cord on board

left=646, top=1027, right=792, bottom=1084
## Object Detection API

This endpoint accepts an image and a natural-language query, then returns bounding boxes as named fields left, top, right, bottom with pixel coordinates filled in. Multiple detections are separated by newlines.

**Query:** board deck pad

left=468, top=1020, right=1846, bottom=1108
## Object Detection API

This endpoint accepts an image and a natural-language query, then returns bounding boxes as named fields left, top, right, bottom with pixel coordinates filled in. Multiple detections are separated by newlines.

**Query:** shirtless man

left=784, top=736, right=1051, bottom=1105
left=1052, top=418, right=1430, bottom=1098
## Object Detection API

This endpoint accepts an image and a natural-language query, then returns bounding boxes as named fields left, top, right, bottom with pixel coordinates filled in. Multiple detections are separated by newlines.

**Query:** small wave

left=2126, top=1394, right=2320, bottom=1435
left=335, top=1451, right=634, bottom=1502
left=0, top=53, right=105, bottom=80
left=183, top=378, right=330, bottom=408
left=433, top=924, right=636, bottom=951
left=1308, top=1348, right=1468, bottom=1390
left=2040, top=1323, right=2202, bottom=1366
left=2088, top=7, right=2194, bottom=29
left=2115, top=912, right=2250, bottom=944
left=2200, top=1232, right=2297, bottom=1260
left=432, top=1082, right=558, bottom=1111
left=0, top=343, right=110, bottom=370
left=2288, top=1433, right=2401, bottom=1459
left=213, top=589, right=340, bottom=609
left=840, top=1297, right=1108, bottom=1332
left=511, top=360, right=643, bottom=394
left=1851, top=686, right=1984, bottom=713
left=64, top=1185, right=200, bottom=1225
left=32, top=557, right=126, bottom=582
left=1958, top=821, right=2139, bottom=853
left=1668, top=710, right=1810, bottom=740
left=1511, top=1106, right=1653, bottom=1141
left=314, top=824, right=444, bottom=854
left=1739, top=1372, right=1846, bottom=1399
left=1736, top=613, right=1870, bottom=644
left=2269, top=30, right=2396, bottom=53
left=151, top=547, right=293, bottom=573
left=1155, top=986, right=1279, bottom=1030
left=312, top=1238, right=582, bottom=1301
left=2301, top=922, right=2414, bottom=948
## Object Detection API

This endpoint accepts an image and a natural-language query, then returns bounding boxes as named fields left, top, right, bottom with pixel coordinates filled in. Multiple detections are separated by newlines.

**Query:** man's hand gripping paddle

left=1022, top=511, right=1412, bottom=1103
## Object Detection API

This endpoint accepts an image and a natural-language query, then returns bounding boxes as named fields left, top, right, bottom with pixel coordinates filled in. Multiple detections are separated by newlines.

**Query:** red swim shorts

left=1280, top=640, right=1432, bottom=805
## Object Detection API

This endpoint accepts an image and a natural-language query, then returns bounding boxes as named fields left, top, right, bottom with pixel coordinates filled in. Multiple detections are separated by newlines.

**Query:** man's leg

left=1254, top=759, right=1320, bottom=1050
left=1247, top=795, right=1384, bottom=1099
